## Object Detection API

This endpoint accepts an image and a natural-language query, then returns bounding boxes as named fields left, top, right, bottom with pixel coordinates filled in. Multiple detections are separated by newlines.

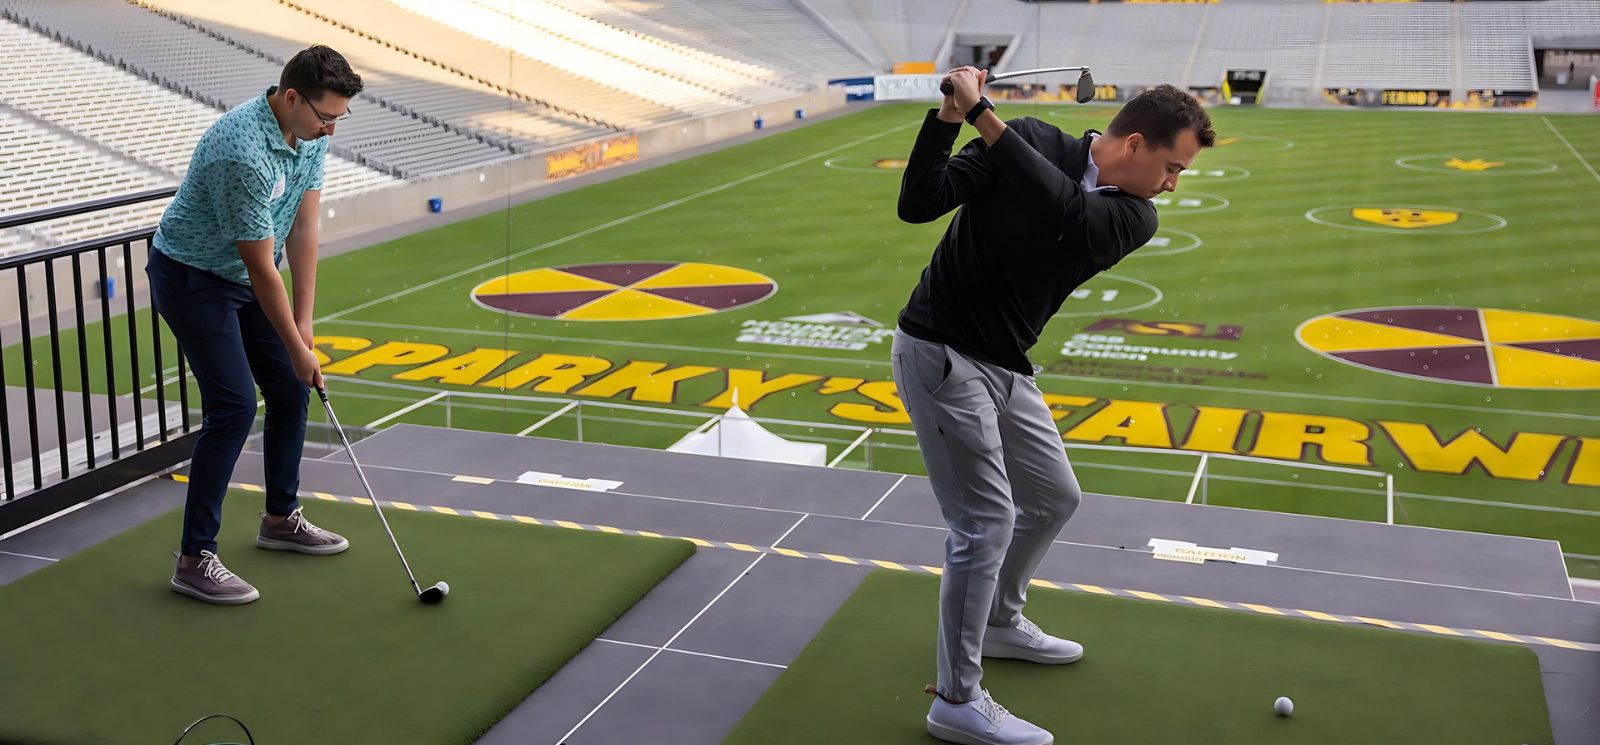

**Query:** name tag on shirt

left=270, top=175, right=287, bottom=201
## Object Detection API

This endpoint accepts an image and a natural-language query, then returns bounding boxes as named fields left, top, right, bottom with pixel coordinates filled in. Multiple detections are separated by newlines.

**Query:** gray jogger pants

left=890, top=329, right=1083, bottom=703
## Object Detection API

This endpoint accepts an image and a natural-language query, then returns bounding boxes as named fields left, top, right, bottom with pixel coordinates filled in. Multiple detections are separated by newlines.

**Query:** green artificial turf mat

left=0, top=491, right=693, bottom=744
left=723, top=570, right=1552, bottom=745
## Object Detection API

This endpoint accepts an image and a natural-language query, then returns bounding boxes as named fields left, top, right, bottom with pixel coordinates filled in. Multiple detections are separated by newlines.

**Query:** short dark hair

left=279, top=45, right=363, bottom=101
left=1106, top=84, right=1215, bottom=149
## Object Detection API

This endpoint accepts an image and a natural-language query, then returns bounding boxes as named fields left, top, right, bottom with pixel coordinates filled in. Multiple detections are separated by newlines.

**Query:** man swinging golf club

left=894, top=68, right=1214, bottom=744
left=151, top=46, right=361, bottom=605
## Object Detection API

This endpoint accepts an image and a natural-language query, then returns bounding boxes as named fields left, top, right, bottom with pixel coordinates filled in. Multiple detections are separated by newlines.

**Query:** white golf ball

left=438, top=581, right=450, bottom=597
left=1274, top=696, right=1294, bottom=716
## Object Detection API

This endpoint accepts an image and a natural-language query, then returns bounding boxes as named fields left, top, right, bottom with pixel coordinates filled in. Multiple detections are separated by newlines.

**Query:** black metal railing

left=0, top=187, right=197, bottom=533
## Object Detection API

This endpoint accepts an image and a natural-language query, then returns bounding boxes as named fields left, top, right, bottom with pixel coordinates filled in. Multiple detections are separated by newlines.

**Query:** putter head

left=1076, top=69, right=1095, bottom=104
left=419, top=581, right=449, bottom=604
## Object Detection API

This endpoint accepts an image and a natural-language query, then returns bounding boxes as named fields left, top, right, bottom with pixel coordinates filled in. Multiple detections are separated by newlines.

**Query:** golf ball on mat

left=1274, top=697, right=1294, bottom=716
left=438, top=581, right=450, bottom=596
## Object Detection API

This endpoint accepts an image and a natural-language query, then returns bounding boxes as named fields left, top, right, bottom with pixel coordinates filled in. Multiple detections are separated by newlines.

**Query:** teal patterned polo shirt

left=154, top=86, right=326, bottom=285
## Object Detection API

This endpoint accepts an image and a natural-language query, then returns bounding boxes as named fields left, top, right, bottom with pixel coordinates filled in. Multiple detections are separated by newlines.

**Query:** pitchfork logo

left=1351, top=208, right=1460, bottom=229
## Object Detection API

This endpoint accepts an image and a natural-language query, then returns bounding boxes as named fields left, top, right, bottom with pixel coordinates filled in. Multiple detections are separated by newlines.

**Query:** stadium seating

left=597, top=0, right=874, bottom=81
left=386, top=0, right=751, bottom=115
left=306, top=0, right=682, bottom=129
left=0, top=16, right=400, bottom=255
left=487, top=0, right=812, bottom=102
left=1188, top=4, right=1325, bottom=91
left=0, top=109, right=168, bottom=255
left=835, top=0, right=1594, bottom=95
left=139, top=0, right=612, bottom=151
left=0, top=0, right=514, bottom=178
left=1320, top=3, right=1455, bottom=90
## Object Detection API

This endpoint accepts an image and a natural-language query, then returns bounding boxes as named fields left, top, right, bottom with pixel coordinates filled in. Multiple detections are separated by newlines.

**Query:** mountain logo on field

left=737, top=311, right=891, bottom=352
left=782, top=311, right=883, bottom=327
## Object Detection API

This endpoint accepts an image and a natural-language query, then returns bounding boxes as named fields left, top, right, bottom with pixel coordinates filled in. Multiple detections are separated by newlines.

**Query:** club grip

left=940, top=72, right=986, bottom=96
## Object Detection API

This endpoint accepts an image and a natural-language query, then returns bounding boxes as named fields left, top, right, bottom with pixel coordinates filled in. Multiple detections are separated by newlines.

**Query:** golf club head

left=1076, top=69, right=1095, bottom=103
left=419, top=581, right=449, bottom=604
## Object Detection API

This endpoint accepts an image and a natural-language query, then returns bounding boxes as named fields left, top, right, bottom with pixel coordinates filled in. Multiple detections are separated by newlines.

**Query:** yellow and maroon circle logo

left=472, top=262, right=777, bottom=321
left=1297, top=307, right=1600, bottom=389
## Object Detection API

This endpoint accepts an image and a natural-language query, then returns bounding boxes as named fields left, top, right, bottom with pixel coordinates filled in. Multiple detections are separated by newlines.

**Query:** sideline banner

left=829, top=77, right=876, bottom=101
left=872, top=74, right=942, bottom=101
left=546, top=134, right=640, bottom=181
left=1323, top=88, right=1536, bottom=109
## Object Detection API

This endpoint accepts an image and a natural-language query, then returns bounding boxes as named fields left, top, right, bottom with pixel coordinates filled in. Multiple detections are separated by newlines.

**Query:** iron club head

left=1076, top=69, right=1096, bottom=103
left=419, top=581, right=449, bottom=604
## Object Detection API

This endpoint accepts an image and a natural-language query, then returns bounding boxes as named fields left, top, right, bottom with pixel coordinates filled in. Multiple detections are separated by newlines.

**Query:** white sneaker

left=983, top=616, right=1084, bottom=664
left=927, top=689, right=1052, bottom=745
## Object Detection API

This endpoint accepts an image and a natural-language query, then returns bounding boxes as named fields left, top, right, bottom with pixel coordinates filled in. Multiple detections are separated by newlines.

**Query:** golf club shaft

left=988, top=66, right=1088, bottom=84
left=938, top=66, right=1091, bottom=96
left=318, top=390, right=423, bottom=594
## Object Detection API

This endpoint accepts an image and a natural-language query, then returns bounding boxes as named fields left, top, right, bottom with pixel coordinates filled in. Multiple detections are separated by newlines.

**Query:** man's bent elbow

left=898, top=200, right=936, bottom=224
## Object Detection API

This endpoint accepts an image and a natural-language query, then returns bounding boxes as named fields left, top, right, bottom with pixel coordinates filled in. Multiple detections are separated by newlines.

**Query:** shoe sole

left=255, top=536, right=350, bottom=555
left=981, top=644, right=1084, bottom=665
left=927, top=718, right=1052, bottom=745
left=170, top=577, right=259, bottom=605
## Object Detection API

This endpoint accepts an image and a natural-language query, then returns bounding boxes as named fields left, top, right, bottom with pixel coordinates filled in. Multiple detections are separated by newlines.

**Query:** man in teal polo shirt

left=150, top=46, right=361, bottom=604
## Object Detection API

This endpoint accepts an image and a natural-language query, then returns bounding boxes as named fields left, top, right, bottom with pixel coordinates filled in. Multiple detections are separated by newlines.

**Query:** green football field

left=10, top=102, right=1599, bottom=576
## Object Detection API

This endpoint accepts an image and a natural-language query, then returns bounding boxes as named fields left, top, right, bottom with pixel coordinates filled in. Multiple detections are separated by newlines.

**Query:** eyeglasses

left=300, top=94, right=353, bottom=126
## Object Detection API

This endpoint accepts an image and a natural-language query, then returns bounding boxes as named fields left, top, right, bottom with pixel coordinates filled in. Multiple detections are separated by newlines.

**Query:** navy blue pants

left=147, top=248, right=306, bottom=556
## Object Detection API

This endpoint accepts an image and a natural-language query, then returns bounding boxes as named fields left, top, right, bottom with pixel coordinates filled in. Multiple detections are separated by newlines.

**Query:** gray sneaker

left=256, top=507, right=349, bottom=555
left=171, top=551, right=260, bottom=605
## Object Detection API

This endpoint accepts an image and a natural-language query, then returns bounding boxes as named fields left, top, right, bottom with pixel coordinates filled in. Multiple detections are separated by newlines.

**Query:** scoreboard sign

left=1224, top=69, right=1267, bottom=105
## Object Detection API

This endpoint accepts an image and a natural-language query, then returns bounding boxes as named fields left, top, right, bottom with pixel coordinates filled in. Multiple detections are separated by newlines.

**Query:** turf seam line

left=594, top=638, right=789, bottom=669
left=198, top=476, right=1600, bottom=654
left=561, top=550, right=769, bottom=743
left=860, top=474, right=906, bottom=520
left=559, top=512, right=805, bottom=744
left=0, top=549, right=58, bottom=563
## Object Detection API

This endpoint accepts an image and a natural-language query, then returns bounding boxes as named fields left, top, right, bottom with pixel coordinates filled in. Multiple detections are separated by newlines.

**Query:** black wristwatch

left=964, top=95, right=994, bottom=125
